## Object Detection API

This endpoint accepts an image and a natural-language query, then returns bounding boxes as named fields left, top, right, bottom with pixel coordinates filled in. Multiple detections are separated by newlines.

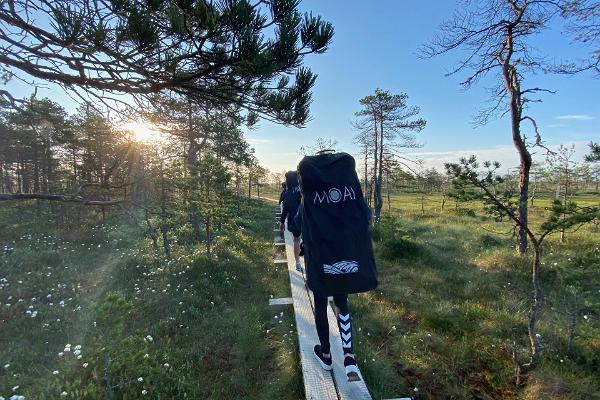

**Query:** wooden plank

left=269, top=297, right=294, bottom=306
left=274, top=259, right=288, bottom=266
left=283, top=228, right=339, bottom=400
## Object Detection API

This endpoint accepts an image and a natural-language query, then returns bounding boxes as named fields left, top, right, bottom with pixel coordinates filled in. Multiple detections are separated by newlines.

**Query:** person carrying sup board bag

left=280, top=170, right=303, bottom=272
left=297, top=150, right=378, bottom=381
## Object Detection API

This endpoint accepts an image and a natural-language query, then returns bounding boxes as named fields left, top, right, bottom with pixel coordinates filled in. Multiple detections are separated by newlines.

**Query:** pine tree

left=0, top=0, right=334, bottom=126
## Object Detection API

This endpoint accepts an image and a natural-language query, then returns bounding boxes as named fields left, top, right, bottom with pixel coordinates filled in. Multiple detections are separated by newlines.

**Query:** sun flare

left=121, top=121, right=163, bottom=144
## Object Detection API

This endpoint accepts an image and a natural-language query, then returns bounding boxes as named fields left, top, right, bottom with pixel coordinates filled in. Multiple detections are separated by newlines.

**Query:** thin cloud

left=555, top=115, right=596, bottom=121
left=246, top=137, right=272, bottom=144
left=546, top=123, right=567, bottom=128
left=407, top=141, right=591, bottom=173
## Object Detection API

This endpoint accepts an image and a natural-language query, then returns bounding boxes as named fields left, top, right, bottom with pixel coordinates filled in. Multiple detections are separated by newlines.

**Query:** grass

left=1, top=189, right=598, bottom=399
left=0, top=199, right=302, bottom=399
left=351, top=192, right=600, bottom=399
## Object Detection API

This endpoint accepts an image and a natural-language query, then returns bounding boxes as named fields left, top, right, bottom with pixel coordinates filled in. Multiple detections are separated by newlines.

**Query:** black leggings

left=313, top=293, right=354, bottom=355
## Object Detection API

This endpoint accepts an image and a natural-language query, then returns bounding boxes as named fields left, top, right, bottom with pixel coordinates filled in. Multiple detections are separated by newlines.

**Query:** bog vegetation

left=1, top=0, right=599, bottom=399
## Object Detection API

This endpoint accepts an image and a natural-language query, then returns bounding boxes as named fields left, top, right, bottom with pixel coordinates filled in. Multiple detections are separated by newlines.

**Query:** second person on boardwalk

left=280, top=170, right=303, bottom=272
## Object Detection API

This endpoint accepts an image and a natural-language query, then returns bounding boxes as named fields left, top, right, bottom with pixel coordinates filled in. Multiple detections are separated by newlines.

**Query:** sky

left=5, top=0, right=599, bottom=174
left=244, top=0, right=600, bottom=174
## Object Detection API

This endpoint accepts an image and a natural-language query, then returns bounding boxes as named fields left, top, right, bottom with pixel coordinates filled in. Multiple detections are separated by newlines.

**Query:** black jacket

left=280, top=171, right=301, bottom=233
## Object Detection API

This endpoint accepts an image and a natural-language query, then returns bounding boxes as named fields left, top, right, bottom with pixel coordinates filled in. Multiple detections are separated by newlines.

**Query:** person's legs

left=332, top=294, right=354, bottom=355
left=313, top=293, right=330, bottom=354
left=333, top=294, right=360, bottom=380
left=292, top=233, right=302, bottom=271
left=313, top=292, right=332, bottom=370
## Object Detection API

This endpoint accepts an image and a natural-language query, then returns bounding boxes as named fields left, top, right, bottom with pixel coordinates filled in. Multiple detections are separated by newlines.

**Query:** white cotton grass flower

left=10, top=395, right=25, bottom=400
left=53, top=370, right=59, bottom=375
left=82, top=363, right=88, bottom=368
left=61, top=391, right=68, bottom=397
left=141, top=389, right=148, bottom=395
left=137, top=377, right=143, bottom=382
left=3, top=363, right=9, bottom=369
left=145, top=335, right=153, bottom=342
left=12, top=386, right=19, bottom=392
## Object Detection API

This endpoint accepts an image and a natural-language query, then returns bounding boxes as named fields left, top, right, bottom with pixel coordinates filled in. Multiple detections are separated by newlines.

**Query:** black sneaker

left=313, top=345, right=333, bottom=371
left=344, top=355, right=361, bottom=381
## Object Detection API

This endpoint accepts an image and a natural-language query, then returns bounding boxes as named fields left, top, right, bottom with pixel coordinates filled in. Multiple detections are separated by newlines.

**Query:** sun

left=121, top=120, right=163, bottom=144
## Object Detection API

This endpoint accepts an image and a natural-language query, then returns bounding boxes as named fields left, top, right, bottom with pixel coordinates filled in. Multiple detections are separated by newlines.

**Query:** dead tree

left=446, top=156, right=599, bottom=385
left=420, top=0, right=566, bottom=254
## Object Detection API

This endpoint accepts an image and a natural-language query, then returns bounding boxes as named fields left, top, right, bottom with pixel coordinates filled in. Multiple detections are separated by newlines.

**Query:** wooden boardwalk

left=274, top=206, right=372, bottom=400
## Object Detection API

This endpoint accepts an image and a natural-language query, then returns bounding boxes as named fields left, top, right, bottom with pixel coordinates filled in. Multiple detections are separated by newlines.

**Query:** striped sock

left=338, top=313, right=353, bottom=355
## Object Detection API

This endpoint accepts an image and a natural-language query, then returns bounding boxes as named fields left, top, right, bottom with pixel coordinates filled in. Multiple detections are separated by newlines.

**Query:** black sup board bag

left=298, top=152, right=378, bottom=296
left=282, top=170, right=301, bottom=233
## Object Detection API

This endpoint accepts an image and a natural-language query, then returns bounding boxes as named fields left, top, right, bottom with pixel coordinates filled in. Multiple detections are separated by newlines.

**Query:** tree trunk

left=205, top=217, right=212, bottom=257
left=0, top=162, right=3, bottom=193
left=386, top=168, right=391, bottom=212
left=159, top=160, right=172, bottom=259
left=516, top=156, right=531, bottom=254
left=441, top=191, right=446, bottom=213
left=373, top=109, right=384, bottom=223
left=371, top=109, right=379, bottom=209
left=33, top=142, right=40, bottom=193
left=186, top=140, right=202, bottom=243
left=501, top=20, right=530, bottom=255
left=516, top=239, right=545, bottom=385
left=506, top=70, right=530, bottom=254
left=363, top=145, right=369, bottom=199
left=560, top=165, right=568, bottom=243
left=144, top=211, right=160, bottom=259
left=161, top=225, right=170, bottom=258
left=248, top=173, right=252, bottom=199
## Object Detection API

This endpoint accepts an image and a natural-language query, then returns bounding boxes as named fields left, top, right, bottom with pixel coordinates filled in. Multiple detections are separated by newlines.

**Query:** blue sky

left=246, top=0, right=600, bottom=173
left=5, top=0, right=599, bottom=173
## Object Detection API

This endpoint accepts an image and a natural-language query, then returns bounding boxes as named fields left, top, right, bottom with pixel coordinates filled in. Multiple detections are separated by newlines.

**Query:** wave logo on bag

left=323, top=260, right=359, bottom=275
left=313, top=186, right=357, bottom=204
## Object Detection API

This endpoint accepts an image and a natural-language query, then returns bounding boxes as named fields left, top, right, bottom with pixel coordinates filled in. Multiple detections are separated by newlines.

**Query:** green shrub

left=372, top=215, right=419, bottom=259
